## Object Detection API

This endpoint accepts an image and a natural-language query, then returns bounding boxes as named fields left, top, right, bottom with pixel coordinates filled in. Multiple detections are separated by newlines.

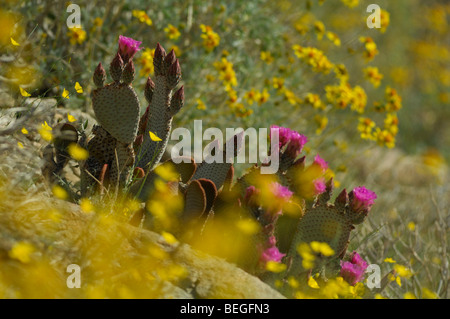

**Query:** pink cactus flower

left=313, top=177, right=326, bottom=195
left=261, top=236, right=286, bottom=263
left=340, top=251, right=369, bottom=286
left=118, top=35, right=142, bottom=62
left=270, top=182, right=293, bottom=201
left=270, top=125, right=308, bottom=159
left=349, top=186, right=377, bottom=214
left=313, top=155, right=328, bottom=172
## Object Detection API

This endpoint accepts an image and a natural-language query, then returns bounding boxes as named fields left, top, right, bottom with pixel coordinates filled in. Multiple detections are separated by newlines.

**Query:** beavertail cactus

left=77, top=37, right=185, bottom=196
left=40, top=35, right=378, bottom=291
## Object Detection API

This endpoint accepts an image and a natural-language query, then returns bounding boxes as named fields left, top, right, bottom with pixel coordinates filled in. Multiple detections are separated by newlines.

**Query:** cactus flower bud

left=167, top=59, right=181, bottom=88
left=144, top=76, right=155, bottom=103
left=110, top=52, right=124, bottom=82
left=93, top=62, right=106, bottom=88
left=118, top=35, right=142, bottom=63
left=122, top=60, right=135, bottom=85
left=153, top=43, right=167, bottom=76
left=170, top=85, right=185, bottom=116
left=164, top=49, right=177, bottom=70
left=335, top=188, right=349, bottom=207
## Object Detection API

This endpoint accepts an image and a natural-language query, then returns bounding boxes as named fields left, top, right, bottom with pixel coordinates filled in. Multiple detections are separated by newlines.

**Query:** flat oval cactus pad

left=92, top=83, right=140, bottom=144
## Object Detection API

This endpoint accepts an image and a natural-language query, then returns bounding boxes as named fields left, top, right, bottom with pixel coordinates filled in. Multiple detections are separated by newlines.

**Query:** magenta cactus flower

left=349, top=186, right=377, bottom=214
left=313, top=177, right=326, bottom=195
left=118, top=35, right=142, bottom=63
left=270, top=125, right=308, bottom=159
left=349, top=251, right=368, bottom=270
left=340, top=251, right=368, bottom=286
left=313, top=155, right=328, bottom=172
left=270, top=182, right=293, bottom=201
left=261, top=236, right=286, bottom=263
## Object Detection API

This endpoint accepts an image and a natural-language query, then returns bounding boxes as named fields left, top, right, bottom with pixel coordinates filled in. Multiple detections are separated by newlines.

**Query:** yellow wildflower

left=132, top=10, right=152, bottom=26
left=196, top=99, right=207, bottom=110
left=326, top=31, right=341, bottom=46
left=260, top=51, right=274, bottom=64
left=292, top=45, right=334, bottom=74
left=149, top=131, right=162, bottom=142
left=308, top=276, right=320, bottom=289
left=373, top=128, right=396, bottom=148
left=272, top=77, right=285, bottom=91
left=314, top=21, right=326, bottom=40
left=265, top=261, right=287, bottom=273
left=10, top=37, right=20, bottom=46
left=137, top=48, right=155, bottom=76
left=62, top=88, right=70, bottom=99
left=364, top=66, right=383, bottom=88
left=359, top=37, right=379, bottom=61
left=357, top=117, right=376, bottom=140
left=9, top=241, right=35, bottom=263
left=52, top=185, right=68, bottom=200
left=74, top=81, right=83, bottom=93
left=164, top=24, right=181, bottom=40
left=68, top=143, right=89, bottom=161
left=200, top=24, right=220, bottom=52
left=341, top=0, right=359, bottom=8
left=67, top=113, right=76, bottom=122
left=19, top=87, right=31, bottom=97
left=67, top=27, right=87, bottom=45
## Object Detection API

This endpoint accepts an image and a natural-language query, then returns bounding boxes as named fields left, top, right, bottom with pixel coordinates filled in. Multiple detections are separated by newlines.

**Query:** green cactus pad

left=92, top=83, right=140, bottom=144
left=197, top=178, right=218, bottom=214
left=293, top=204, right=352, bottom=259
left=183, top=180, right=207, bottom=219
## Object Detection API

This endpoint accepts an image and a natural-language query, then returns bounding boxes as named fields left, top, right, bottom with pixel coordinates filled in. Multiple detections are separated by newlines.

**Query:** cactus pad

left=92, top=83, right=140, bottom=144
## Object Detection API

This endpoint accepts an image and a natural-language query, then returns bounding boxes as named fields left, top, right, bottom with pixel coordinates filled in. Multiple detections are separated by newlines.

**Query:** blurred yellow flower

left=326, top=31, right=341, bottom=46
left=236, top=218, right=260, bottom=235
left=39, top=121, right=53, bottom=142
left=260, top=51, right=274, bottom=64
left=137, top=48, right=155, bottom=76
left=68, top=143, right=89, bottom=161
left=52, top=185, right=68, bottom=200
left=75, top=82, right=83, bottom=93
left=67, top=27, right=87, bottom=45
left=196, top=99, right=207, bottom=110
left=80, top=198, right=94, bottom=213
left=200, top=24, right=220, bottom=52
left=17, top=141, right=24, bottom=149
left=19, top=87, right=31, bottom=97
left=359, top=37, right=379, bottom=61
left=132, top=10, right=152, bottom=26
left=10, top=37, right=19, bottom=46
left=164, top=24, right=181, bottom=40
left=384, top=257, right=396, bottom=263
left=9, top=241, right=35, bottom=263
left=62, top=88, right=70, bottom=99
left=149, top=131, right=162, bottom=142
left=341, top=0, right=359, bottom=8
left=265, top=261, right=287, bottom=273
left=364, top=66, right=383, bottom=88
left=21, top=127, right=28, bottom=134
left=161, top=231, right=179, bottom=245
left=308, top=276, right=320, bottom=289
left=67, top=113, right=76, bottom=122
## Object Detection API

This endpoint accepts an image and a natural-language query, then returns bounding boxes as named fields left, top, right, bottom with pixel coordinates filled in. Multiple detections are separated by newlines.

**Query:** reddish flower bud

left=93, top=62, right=106, bottom=88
